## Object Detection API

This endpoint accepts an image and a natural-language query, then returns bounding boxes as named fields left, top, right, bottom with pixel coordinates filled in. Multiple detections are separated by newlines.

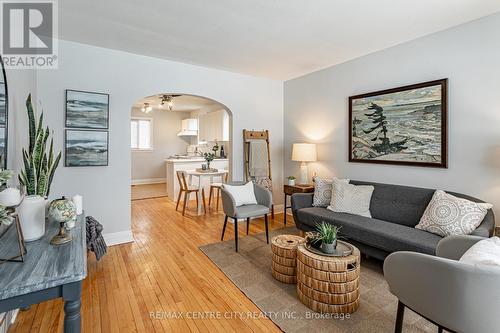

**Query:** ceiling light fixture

left=160, top=94, right=181, bottom=111
left=141, top=103, right=152, bottom=113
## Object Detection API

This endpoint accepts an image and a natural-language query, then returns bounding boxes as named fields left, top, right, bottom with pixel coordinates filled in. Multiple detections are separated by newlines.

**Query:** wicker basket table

left=270, top=234, right=304, bottom=284
left=296, top=243, right=360, bottom=314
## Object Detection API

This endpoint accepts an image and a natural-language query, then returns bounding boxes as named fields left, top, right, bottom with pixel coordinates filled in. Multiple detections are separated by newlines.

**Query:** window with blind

left=131, top=118, right=153, bottom=150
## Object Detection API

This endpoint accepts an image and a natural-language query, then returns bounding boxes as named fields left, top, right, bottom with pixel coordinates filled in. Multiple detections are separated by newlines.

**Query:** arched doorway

left=129, top=93, right=233, bottom=205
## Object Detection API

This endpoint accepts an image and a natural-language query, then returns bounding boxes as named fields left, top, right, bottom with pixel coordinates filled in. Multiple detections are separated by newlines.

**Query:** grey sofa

left=291, top=180, right=495, bottom=260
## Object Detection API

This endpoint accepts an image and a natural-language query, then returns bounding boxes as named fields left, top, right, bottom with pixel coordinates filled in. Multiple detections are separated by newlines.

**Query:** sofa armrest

left=384, top=251, right=500, bottom=333
left=471, top=210, right=495, bottom=237
left=291, top=193, right=314, bottom=212
left=436, top=235, right=485, bottom=260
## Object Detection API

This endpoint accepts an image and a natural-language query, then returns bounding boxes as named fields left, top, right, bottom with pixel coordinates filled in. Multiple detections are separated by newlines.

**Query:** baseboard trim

left=273, top=204, right=284, bottom=213
left=103, top=230, right=135, bottom=246
left=131, top=178, right=166, bottom=185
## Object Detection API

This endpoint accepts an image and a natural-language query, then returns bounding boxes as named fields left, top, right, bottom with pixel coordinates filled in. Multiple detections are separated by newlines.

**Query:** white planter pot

left=18, top=195, right=46, bottom=242
left=288, top=179, right=296, bottom=186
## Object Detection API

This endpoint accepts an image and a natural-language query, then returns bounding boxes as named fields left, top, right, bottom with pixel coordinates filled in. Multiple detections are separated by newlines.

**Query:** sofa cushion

left=328, top=179, right=374, bottom=217
left=313, top=177, right=349, bottom=208
left=350, top=181, right=435, bottom=227
left=416, top=190, right=493, bottom=237
left=296, top=207, right=442, bottom=255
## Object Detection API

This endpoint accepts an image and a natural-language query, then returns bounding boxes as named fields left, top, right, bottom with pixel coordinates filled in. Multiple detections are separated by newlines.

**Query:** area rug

left=200, top=227, right=439, bottom=333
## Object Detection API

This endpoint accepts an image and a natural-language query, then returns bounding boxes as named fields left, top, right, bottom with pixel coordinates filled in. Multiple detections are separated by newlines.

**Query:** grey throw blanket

left=86, top=216, right=107, bottom=261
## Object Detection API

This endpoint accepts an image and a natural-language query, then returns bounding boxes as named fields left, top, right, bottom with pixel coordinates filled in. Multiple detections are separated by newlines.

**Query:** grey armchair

left=384, top=235, right=500, bottom=333
left=221, top=183, right=272, bottom=252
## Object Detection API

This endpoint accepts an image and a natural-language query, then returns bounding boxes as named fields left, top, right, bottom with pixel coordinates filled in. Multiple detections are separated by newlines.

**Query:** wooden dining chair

left=175, top=170, right=207, bottom=215
left=208, top=172, right=229, bottom=211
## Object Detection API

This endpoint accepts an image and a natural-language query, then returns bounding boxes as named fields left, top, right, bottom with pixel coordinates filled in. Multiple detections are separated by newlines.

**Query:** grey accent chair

left=384, top=235, right=500, bottom=333
left=220, top=183, right=272, bottom=252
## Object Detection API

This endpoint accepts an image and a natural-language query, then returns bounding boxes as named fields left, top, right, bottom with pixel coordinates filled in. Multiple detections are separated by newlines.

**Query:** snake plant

left=19, top=94, right=61, bottom=197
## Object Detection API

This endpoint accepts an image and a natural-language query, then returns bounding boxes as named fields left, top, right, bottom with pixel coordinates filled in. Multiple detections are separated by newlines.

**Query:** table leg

left=62, top=281, right=82, bottom=333
left=284, top=194, right=287, bottom=225
left=197, top=176, right=203, bottom=215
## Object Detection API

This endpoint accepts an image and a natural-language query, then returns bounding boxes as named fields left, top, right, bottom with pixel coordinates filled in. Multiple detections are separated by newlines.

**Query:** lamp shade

left=292, top=143, right=317, bottom=162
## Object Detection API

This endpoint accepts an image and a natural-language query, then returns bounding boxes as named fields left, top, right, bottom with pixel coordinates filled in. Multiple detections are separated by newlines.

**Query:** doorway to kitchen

left=130, top=93, right=232, bottom=208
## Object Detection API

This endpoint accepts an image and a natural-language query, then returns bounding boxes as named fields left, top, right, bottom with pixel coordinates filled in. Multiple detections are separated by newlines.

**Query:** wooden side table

left=283, top=184, right=314, bottom=225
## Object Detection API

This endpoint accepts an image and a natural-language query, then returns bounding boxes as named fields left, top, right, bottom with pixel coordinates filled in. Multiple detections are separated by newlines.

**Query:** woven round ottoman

left=296, top=243, right=361, bottom=314
left=270, top=234, right=304, bottom=284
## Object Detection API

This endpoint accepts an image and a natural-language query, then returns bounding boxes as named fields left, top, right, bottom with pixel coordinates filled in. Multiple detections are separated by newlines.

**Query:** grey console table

left=0, top=215, right=87, bottom=332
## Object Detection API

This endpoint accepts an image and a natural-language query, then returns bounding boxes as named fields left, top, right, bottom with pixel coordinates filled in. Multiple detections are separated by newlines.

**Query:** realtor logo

left=1, top=1, right=58, bottom=68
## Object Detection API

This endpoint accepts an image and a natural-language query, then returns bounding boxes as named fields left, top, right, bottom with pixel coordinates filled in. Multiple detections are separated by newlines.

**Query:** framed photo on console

left=349, top=79, right=448, bottom=168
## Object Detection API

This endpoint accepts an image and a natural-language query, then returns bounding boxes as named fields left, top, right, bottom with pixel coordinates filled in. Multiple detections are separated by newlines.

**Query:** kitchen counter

left=165, top=157, right=228, bottom=163
left=165, top=158, right=229, bottom=201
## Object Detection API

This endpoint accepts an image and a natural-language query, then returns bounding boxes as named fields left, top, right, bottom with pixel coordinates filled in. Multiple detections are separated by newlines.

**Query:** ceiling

left=59, top=1, right=500, bottom=80
left=134, top=94, right=223, bottom=112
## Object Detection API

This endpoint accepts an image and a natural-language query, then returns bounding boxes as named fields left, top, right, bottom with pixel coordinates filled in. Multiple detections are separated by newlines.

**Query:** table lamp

left=292, top=143, right=317, bottom=185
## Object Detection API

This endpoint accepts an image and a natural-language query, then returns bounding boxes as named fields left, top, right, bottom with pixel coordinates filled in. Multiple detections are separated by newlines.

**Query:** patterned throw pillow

left=415, top=190, right=493, bottom=237
left=313, top=177, right=348, bottom=207
left=327, top=179, right=374, bottom=217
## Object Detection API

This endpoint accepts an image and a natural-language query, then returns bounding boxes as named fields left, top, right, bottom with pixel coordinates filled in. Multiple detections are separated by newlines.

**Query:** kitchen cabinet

left=198, top=110, right=229, bottom=143
left=177, top=118, right=198, bottom=136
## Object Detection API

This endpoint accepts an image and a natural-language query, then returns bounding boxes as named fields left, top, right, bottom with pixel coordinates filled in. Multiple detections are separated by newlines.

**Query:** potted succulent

left=316, top=221, right=341, bottom=254
left=18, top=94, right=61, bottom=242
left=287, top=176, right=296, bottom=186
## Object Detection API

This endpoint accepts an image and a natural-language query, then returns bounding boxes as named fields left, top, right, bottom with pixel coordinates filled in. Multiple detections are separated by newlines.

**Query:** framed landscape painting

left=66, top=89, right=109, bottom=129
left=349, top=79, right=448, bottom=168
left=65, top=130, right=108, bottom=167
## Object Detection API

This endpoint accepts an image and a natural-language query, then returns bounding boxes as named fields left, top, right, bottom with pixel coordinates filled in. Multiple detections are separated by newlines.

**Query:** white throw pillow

left=313, top=177, right=349, bottom=208
left=415, top=190, right=492, bottom=237
left=460, top=237, right=500, bottom=266
left=222, top=182, right=257, bottom=207
left=327, top=179, right=374, bottom=218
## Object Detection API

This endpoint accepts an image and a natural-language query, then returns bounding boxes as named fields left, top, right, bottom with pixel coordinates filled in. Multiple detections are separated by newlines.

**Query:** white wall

left=8, top=40, right=283, bottom=237
left=4, top=68, right=36, bottom=173
left=284, top=13, right=500, bottom=218
left=130, top=107, right=188, bottom=181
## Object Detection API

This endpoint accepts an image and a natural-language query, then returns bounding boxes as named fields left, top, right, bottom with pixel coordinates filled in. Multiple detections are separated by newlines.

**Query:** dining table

left=186, top=169, right=229, bottom=215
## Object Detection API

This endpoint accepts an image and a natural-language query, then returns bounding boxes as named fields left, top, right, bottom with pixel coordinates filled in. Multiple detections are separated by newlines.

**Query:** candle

left=72, top=194, right=83, bottom=215
left=0, top=187, right=21, bottom=207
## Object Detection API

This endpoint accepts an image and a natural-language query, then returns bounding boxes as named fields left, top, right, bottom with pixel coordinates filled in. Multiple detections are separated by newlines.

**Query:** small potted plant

left=287, top=176, right=296, bottom=186
left=199, top=152, right=216, bottom=170
left=316, top=222, right=341, bottom=254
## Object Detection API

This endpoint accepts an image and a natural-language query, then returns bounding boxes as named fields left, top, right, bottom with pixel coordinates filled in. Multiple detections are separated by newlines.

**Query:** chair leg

left=175, top=190, right=183, bottom=211
left=394, top=300, right=405, bottom=333
left=234, top=217, right=238, bottom=252
left=246, top=218, right=250, bottom=235
left=209, top=187, right=213, bottom=206
left=221, top=215, right=228, bottom=241
left=264, top=214, right=269, bottom=244
left=216, top=188, right=220, bottom=211
left=182, top=192, right=188, bottom=216
left=271, top=204, right=275, bottom=219
left=195, top=191, right=199, bottom=208
left=202, top=189, right=207, bottom=214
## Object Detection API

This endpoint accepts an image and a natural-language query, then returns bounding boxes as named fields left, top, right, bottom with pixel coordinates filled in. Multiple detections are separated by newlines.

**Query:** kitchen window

left=131, top=117, right=153, bottom=150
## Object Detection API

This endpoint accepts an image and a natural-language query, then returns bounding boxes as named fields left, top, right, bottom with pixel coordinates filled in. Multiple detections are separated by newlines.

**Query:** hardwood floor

left=11, top=197, right=286, bottom=332
left=131, top=183, right=167, bottom=201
